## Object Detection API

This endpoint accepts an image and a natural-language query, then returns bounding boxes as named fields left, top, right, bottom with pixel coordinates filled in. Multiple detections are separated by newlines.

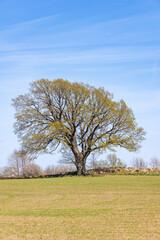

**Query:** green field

left=0, top=176, right=160, bottom=239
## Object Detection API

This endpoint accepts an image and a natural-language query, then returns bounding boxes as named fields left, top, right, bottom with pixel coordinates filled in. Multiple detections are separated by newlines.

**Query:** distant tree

left=12, top=79, right=146, bottom=175
left=23, top=163, right=42, bottom=177
left=0, top=166, right=14, bottom=177
left=88, top=152, right=101, bottom=169
left=0, top=168, right=2, bottom=177
left=100, top=154, right=126, bottom=168
left=54, top=164, right=76, bottom=174
left=132, top=157, right=147, bottom=169
left=44, top=165, right=55, bottom=175
left=8, top=149, right=32, bottom=177
left=150, top=157, right=160, bottom=168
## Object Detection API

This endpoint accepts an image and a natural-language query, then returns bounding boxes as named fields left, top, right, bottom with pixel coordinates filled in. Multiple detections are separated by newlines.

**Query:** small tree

left=8, top=149, right=32, bottom=177
left=150, top=157, right=160, bottom=168
left=0, top=166, right=14, bottom=177
left=23, top=163, right=42, bottom=177
left=44, top=165, right=55, bottom=175
left=100, top=154, right=125, bottom=168
left=88, top=152, right=101, bottom=169
left=12, top=79, right=146, bottom=175
left=132, top=157, right=147, bottom=169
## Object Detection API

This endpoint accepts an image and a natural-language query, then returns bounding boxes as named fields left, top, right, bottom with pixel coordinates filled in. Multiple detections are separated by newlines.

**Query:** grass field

left=0, top=176, right=160, bottom=239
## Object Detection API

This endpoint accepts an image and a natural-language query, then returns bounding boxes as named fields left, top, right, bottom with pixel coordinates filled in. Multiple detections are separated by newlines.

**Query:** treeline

left=0, top=150, right=160, bottom=178
left=89, top=153, right=160, bottom=170
left=0, top=149, right=76, bottom=178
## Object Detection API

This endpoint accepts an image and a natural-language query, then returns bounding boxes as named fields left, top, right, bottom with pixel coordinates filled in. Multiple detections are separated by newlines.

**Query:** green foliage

left=12, top=79, right=146, bottom=174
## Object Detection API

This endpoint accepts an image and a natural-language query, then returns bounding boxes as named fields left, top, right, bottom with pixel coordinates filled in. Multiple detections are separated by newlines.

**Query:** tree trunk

left=76, top=154, right=87, bottom=176
left=70, top=137, right=88, bottom=175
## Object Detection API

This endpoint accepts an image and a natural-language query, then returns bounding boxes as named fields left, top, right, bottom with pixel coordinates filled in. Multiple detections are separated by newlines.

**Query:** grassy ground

left=0, top=176, right=160, bottom=239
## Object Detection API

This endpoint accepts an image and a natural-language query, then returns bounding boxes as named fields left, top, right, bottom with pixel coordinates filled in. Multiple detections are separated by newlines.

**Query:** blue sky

left=0, top=0, right=160, bottom=168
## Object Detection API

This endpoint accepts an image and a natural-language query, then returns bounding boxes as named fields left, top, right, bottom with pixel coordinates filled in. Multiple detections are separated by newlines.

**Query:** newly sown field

left=0, top=176, right=160, bottom=240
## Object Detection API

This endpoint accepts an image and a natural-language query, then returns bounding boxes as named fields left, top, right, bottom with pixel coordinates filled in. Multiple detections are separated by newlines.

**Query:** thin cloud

left=0, top=13, right=160, bottom=52
left=0, top=14, right=59, bottom=30
left=0, top=46, right=160, bottom=65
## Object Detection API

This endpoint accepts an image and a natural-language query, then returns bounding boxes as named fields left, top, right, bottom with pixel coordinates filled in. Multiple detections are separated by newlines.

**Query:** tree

left=23, top=163, right=42, bottom=177
left=44, top=165, right=55, bottom=175
left=150, top=157, right=160, bottom=168
left=100, top=154, right=126, bottom=168
left=8, top=149, right=32, bottom=177
left=0, top=166, right=14, bottom=178
left=88, top=152, right=101, bottom=170
left=12, top=79, right=146, bottom=175
left=132, top=157, right=147, bottom=169
left=54, top=165, right=76, bottom=174
left=44, top=164, right=76, bottom=175
left=58, top=145, right=76, bottom=165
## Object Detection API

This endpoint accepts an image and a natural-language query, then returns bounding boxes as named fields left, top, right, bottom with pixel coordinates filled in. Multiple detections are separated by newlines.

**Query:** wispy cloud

left=0, top=14, right=59, bottom=30
left=0, top=13, right=160, bottom=52
left=0, top=46, right=159, bottom=65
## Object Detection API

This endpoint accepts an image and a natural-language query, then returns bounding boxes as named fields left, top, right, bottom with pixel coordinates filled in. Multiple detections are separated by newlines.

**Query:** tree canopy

left=12, top=79, right=146, bottom=175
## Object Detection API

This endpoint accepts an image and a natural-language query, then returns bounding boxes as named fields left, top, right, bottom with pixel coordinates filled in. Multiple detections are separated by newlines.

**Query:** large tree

left=12, top=79, right=145, bottom=175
